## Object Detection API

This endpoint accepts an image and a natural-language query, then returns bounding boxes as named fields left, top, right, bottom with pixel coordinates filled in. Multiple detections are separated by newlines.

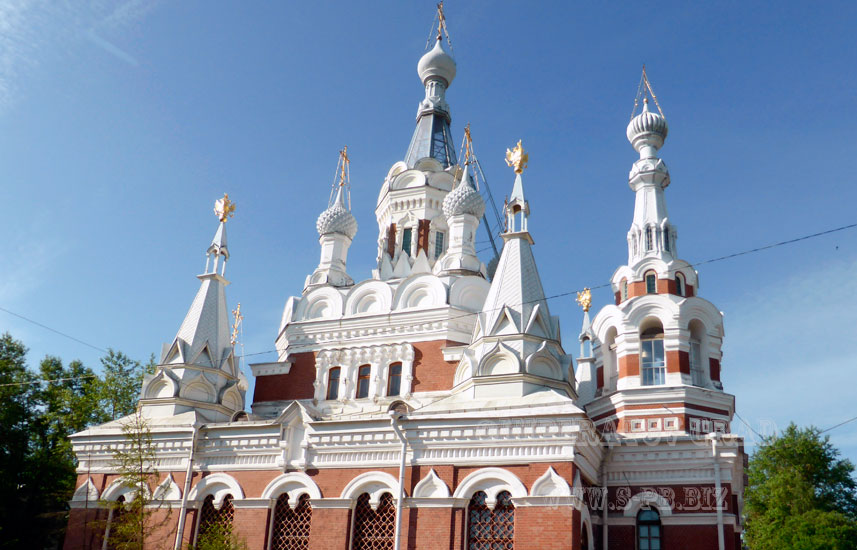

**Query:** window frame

left=387, top=362, right=402, bottom=397
left=675, top=272, right=684, bottom=297
left=356, top=365, right=371, bottom=399
left=401, top=227, right=413, bottom=256
left=636, top=508, right=662, bottom=550
left=640, top=327, right=666, bottom=386
left=645, top=272, right=657, bottom=294
left=326, top=367, right=341, bottom=401
left=434, top=230, right=445, bottom=260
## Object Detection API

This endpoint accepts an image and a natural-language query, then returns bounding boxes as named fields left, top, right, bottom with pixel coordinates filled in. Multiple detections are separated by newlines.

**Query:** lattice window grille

left=270, top=494, right=312, bottom=550
left=467, top=490, right=514, bottom=550
left=351, top=492, right=396, bottom=550
left=197, top=494, right=235, bottom=542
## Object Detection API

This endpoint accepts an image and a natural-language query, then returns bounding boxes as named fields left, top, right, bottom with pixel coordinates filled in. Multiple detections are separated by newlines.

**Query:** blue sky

left=1, top=1, right=856, bottom=463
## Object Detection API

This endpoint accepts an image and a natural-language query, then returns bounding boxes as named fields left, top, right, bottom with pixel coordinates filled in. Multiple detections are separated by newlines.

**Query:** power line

left=0, top=306, right=108, bottom=354
left=821, top=414, right=857, bottom=434
left=0, top=374, right=98, bottom=388
left=3, top=221, right=856, bottom=364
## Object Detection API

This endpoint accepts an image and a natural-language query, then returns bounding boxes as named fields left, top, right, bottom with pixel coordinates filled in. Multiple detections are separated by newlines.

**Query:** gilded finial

left=231, top=303, right=243, bottom=346
left=214, top=193, right=236, bottom=223
left=338, top=146, right=350, bottom=187
left=576, top=288, right=592, bottom=313
left=505, top=140, right=528, bottom=174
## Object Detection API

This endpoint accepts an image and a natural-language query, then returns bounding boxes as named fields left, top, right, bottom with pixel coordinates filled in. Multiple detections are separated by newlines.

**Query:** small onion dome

left=316, top=187, right=358, bottom=238
left=418, top=38, right=456, bottom=87
left=626, top=99, right=668, bottom=153
left=443, top=165, right=485, bottom=219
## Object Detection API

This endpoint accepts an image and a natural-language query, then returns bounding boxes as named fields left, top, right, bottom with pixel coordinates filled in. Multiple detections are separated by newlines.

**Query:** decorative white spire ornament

left=308, top=147, right=357, bottom=288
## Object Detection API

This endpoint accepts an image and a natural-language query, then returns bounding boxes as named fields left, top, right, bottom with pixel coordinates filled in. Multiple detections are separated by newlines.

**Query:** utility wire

left=0, top=374, right=98, bottom=388
left=821, top=414, right=857, bottom=434
left=2, top=221, right=856, bottom=364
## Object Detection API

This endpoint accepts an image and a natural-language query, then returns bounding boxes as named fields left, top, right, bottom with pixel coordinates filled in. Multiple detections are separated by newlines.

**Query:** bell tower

left=584, top=72, right=734, bottom=437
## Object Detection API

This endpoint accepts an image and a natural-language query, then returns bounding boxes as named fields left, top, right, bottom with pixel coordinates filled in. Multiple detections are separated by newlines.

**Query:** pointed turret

left=436, top=149, right=486, bottom=275
left=139, top=194, right=246, bottom=422
left=307, top=148, right=358, bottom=288
left=454, top=141, right=573, bottom=398
left=585, top=71, right=731, bottom=438
left=405, top=37, right=457, bottom=168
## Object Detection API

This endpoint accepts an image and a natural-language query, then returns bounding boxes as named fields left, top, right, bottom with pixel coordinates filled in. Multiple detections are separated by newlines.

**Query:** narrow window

left=690, top=340, right=703, bottom=386
left=434, top=231, right=445, bottom=260
left=352, top=493, right=395, bottom=548
left=356, top=365, right=371, bottom=399
left=663, top=226, right=671, bottom=252
left=645, top=227, right=653, bottom=251
left=387, top=362, right=402, bottom=396
left=197, top=494, right=235, bottom=546
left=637, top=508, right=662, bottom=550
left=326, top=367, right=340, bottom=400
left=641, top=327, right=666, bottom=386
left=271, top=493, right=312, bottom=550
left=621, top=278, right=628, bottom=301
left=401, top=228, right=412, bottom=255
left=104, top=495, right=126, bottom=550
left=675, top=273, right=684, bottom=297
left=646, top=272, right=657, bottom=294
left=467, top=490, right=514, bottom=549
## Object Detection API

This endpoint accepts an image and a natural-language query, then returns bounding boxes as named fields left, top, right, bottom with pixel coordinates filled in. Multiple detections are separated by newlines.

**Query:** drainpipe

left=709, top=434, right=725, bottom=550
left=601, top=440, right=612, bottom=550
left=174, top=424, right=200, bottom=550
left=389, top=411, right=408, bottom=550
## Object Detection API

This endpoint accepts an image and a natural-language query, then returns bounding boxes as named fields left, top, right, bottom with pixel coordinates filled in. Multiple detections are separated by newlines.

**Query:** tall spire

left=504, top=141, right=531, bottom=237
left=140, top=195, right=245, bottom=422
left=625, top=68, right=674, bottom=266
left=307, top=147, right=357, bottom=288
left=405, top=4, right=457, bottom=168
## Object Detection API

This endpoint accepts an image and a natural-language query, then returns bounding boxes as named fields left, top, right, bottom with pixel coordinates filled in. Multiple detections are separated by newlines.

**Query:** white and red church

left=64, top=16, right=746, bottom=550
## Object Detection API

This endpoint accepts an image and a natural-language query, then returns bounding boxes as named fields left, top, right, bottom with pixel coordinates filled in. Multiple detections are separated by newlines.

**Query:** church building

left=64, top=11, right=745, bottom=550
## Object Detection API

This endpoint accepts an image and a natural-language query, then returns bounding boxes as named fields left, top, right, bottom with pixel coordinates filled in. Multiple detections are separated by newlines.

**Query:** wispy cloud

left=723, top=256, right=857, bottom=460
left=0, top=0, right=159, bottom=111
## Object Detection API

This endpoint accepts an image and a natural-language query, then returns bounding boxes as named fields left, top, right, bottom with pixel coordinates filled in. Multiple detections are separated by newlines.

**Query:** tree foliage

left=0, top=332, right=152, bottom=549
left=745, top=423, right=857, bottom=550
left=191, top=523, right=248, bottom=550
left=105, top=411, right=172, bottom=550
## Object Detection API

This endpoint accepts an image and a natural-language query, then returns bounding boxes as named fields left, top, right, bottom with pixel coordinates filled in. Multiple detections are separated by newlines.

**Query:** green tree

left=101, top=349, right=144, bottom=420
left=0, top=333, right=37, bottom=549
left=745, top=423, right=857, bottom=550
left=192, top=523, right=247, bottom=550
left=106, top=410, right=172, bottom=550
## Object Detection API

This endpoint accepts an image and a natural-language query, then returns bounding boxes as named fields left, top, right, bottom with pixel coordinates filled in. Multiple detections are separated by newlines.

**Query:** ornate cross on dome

left=505, top=140, right=528, bottom=174
left=338, top=146, right=350, bottom=187
left=630, top=65, right=666, bottom=120
left=231, top=303, right=243, bottom=346
left=576, top=288, right=592, bottom=313
left=214, top=193, right=236, bottom=223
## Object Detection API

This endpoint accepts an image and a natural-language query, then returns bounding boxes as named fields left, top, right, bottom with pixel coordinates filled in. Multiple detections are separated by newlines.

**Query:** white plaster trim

left=250, top=361, right=292, bottom=377
left=308, top=498, right=354, bottom=509
left=511, top=496, right=578, bottom=507
left=340, top=471, right=401, bottom=509
left=530, top=466, right=571, bottom=497
left=260, top=472, right=323, bottom=502
left=72, top=477, right=99, bottom=502
left=231, top=498, right=271, bottom=509
left=102, top=479, right=150, bottom=502
left=452, top=467, right=527, bottom=509
left=187, top=472, right=245, bottom=509
left=404, top=497, right=468, bottom=508
left=412, top=469, right=450, bottom=498
left=581, top=506, right=594, bottom=550
left=623, top=489, right=673, bottom=517
left=153, top=474, right=182, bottom=501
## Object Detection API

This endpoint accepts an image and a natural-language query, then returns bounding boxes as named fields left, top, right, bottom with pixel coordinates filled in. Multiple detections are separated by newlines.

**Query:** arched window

left=663, top=226, right=671, bottom=252
left=675, top=272, right=684, bottom=297
left=641, top=325, right=666, bottom=386
left=620, top=278, right=628, bottom=302
left=581, top=524, right=589, bottom=550
left=434, top=231, right=445, bottom=260
left=645, top=227, right=653, bottom=251
left=645, top=272, right=657, bottom=294
left=356, top=365, right=371, bottom=399
left=467, top=490, right=514, bottom=549
left=387, top=363, right=402, bottom=397
left=326, top=367, right=341, bottom=400
left=351, top=492, right=395, bottom=549
left=637, top=508, right=662, bottom=549
left=104, top=495, right=125, bottom=550
left=270, top=493, right=312, bottom=550
left=401, top=228, right=412, bottom=255
left=196, top=494, right=235, bottom=546
left=689, top=320, right=706, bottom=387
left=604, top=327, right=618, bottom=392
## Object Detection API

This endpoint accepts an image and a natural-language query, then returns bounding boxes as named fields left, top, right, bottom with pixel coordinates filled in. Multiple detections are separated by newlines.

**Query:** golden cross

left=505, top=140, right=529, bottom=174
left=214, top=193, right=236, bottom=223
left=463, top=123, right=473, bottom=165
left=339, top=146, right=350, bottom=187
left=576, top=288, right=592, bottom=313
left=231, top=303, right=243, bottom=346
left=436, top=2, right=446, bottom=41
